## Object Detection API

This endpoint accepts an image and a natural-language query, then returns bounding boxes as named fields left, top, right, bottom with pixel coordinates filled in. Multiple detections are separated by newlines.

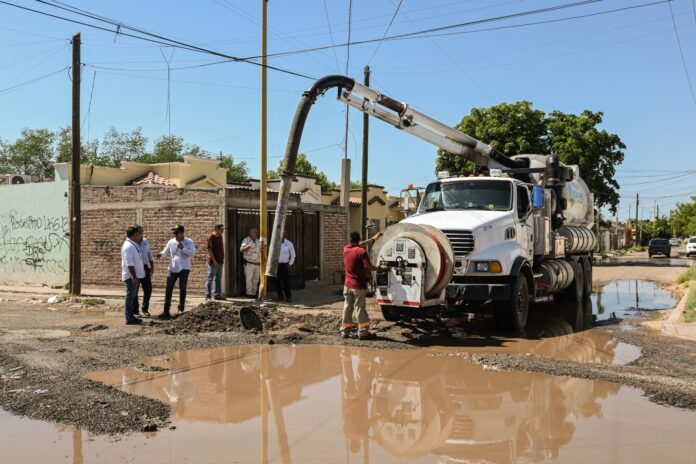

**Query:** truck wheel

left=583, top=258, right=593, bottom=299
left=380, top=305, right=401, bottom=322
left=564, top=260, right=584, bottom=303
left=494, top=275, right=529, bottom=333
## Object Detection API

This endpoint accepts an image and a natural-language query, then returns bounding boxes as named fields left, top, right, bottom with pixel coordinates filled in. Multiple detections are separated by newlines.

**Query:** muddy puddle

left=591, top=280, right=677, bottom=322
left=2, top=344, right=691, bottom=463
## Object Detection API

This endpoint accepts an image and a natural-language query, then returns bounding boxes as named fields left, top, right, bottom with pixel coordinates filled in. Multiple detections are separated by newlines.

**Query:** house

left=53, top=156, right=227, bottom=189
left=322, top=184, right=405, bottom=234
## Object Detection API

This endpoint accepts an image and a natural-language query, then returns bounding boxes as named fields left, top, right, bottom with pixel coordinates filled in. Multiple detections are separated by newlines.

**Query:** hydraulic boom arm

left=265, top=75, right=524, bottom=278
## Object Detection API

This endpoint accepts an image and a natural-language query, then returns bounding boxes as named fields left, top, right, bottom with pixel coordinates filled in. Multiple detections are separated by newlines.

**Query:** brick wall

left=81, top=186, right=223, bottom=298
left=321, top=208, right=348, bottom=283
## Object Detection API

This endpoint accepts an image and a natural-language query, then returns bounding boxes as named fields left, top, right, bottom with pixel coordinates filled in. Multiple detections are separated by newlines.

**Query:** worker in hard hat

left=342, top=231, right=385, bottom=340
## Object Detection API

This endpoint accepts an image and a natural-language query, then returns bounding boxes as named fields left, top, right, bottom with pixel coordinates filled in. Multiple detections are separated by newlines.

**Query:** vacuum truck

left=266, top=76, right=596, bottom=332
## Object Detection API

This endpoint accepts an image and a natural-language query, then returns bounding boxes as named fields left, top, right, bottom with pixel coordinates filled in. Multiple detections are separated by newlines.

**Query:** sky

left=1, top=0, right=696, bottom=222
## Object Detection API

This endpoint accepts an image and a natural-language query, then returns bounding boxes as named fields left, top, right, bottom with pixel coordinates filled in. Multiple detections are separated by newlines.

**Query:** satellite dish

left=11, top=176, right=25, bottom=184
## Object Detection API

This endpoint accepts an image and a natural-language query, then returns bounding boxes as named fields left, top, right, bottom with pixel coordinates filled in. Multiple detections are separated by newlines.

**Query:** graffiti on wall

left=0, top=181, right=69, bottom=286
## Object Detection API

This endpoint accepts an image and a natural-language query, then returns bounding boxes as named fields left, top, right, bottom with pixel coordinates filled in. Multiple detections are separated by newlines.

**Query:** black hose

left=266, top=75, right=355, bottom=277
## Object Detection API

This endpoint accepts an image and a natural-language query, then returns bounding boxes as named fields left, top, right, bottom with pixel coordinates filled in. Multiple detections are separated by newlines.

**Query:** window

left=516, top=185, right=530, bottom=219
left=418, top=180, right=512, bottom=213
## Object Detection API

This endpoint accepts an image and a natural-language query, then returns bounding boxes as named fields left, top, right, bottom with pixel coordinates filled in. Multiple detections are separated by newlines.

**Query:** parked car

left=669, top=238, right=681, bottom=247
left=648, top=238, right=671, bottom=258
left=686, top=237, right=696, bottom=257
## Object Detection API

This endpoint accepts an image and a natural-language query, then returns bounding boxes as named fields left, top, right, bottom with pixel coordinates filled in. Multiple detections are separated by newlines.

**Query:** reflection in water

left=591, top=280, right=676, bottom=321
left=88, top=333, right=629, bottom=464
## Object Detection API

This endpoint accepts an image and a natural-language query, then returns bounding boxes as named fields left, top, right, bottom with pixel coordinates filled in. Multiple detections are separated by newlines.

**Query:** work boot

left=126, top=318, right=142, bottom=325
left=341, top=330, right=351, bottom=339
left=157, top=312, right=171, bottom=320
left=214, top=295, right=226, bottom=301
left=141, top=310, right=151, bottom=317
left=358, top=331, right=376, bottom=341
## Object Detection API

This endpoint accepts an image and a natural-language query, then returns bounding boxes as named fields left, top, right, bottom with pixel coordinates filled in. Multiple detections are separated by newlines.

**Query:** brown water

left=2, top=343, right=694, bottom=464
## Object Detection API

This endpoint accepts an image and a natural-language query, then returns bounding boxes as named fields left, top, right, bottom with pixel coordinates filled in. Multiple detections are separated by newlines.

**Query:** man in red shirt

left=205, top=224, right=226, bottom=301
left=342, top=231, right=384, bottom=340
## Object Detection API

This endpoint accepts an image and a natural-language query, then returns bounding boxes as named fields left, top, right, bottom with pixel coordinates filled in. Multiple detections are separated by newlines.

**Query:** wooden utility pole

left=360, top=65, right=370, bottom=240
left=635, top=193, right=639, bottom=246
left=69, top=32, right=81, bottom=295
left=258, top=0, right=268, bottom=300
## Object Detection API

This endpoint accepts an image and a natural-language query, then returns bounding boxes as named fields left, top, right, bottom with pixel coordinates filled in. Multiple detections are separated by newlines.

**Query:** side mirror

left=532, top=185, right=544, bottom=210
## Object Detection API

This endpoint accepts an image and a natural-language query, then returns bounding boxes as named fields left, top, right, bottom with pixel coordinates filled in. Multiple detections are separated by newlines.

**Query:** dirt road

left=1, top=263, right=695, bottom=436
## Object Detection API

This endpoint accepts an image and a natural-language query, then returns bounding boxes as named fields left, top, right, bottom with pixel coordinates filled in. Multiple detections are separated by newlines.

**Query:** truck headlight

left=473, top=261, right=502, bottom=273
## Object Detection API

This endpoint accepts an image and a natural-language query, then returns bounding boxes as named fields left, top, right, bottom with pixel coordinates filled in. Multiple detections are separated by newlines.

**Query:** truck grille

left=441, top=229, right=475, bottom=257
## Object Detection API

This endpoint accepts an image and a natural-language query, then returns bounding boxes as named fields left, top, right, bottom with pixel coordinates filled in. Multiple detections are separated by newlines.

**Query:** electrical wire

left=243, top=0, right=670, bottom=60
left=667, top=0, right=696, bottom=106
left=0, top=66, right=67, bottom=95
left=0, top=0, right=314, bottom=79
left=365, top=0, right=404, bottom=66
left=322, top=0, right=342, bottom=73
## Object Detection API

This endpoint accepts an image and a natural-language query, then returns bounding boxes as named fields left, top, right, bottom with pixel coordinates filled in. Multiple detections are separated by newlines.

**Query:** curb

left=662, top=292, right=696, bottom=340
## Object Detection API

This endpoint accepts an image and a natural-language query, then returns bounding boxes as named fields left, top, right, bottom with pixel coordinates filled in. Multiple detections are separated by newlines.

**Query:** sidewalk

left=662, top=293, right=696, bottom=341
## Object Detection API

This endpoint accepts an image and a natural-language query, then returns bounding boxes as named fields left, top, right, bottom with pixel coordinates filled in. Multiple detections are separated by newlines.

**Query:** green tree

left=100, top=127, right=148, bottom=167
left=546, top=110, right=625, bottom=215
left=671, top=198, right=696, bottom=237
left=268, top=153, right=336, bottom=192
left=55, top=126, right=99, bottom=165
left=140, top=134, right=208, bottom=163
left=218, top=154, right=249, bottom=183
left=436, top=102, right=626, bottom=214
left=0, top=128, right=56, bottom=178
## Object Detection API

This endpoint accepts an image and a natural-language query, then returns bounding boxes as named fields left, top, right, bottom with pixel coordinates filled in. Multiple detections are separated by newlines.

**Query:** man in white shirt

left=276, top=232, right=296, bottom=303
left=240, top=227, right=261, bottom=297
left=157, top=224, right=196, bottom=319
left=134, top=225, right=154, bottom=317
left=121, top=226, right=145, bottom=325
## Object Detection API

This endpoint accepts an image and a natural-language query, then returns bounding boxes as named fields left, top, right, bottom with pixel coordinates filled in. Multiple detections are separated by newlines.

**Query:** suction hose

left=265, top=76, right=356, bottom=277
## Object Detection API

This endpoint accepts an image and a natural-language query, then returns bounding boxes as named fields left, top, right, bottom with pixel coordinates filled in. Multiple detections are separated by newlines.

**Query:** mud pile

left=160, top=302, right=340, bottom=335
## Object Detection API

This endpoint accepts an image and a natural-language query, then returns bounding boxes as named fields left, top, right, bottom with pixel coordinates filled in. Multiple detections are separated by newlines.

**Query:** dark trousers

left=135, top=266, right=152, bottom=313
left=276, top=263, right=292, bottom=299
left=124, top=278, right=140, bottom=322
left=164, top=269, right=190, bottom=313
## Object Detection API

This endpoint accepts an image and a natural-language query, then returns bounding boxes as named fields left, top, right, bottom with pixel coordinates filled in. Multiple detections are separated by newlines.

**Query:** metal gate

left=227, top=208, right=320, bottom=297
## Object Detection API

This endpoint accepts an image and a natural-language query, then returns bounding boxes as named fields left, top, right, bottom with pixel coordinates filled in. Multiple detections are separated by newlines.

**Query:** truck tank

left=512, top=154, right=594, bottom=229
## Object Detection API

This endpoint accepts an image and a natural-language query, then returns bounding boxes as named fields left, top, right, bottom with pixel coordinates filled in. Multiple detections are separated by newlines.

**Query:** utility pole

left=635, top=193, right=639, bottom=246
left=258, top=0, right=268, bottom=300
left=69, top=32, right=81, bottom=296
left=360, top=65, right=370, bottom=240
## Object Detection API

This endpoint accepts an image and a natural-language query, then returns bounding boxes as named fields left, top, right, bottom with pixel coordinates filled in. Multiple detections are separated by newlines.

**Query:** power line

left=322, top=0, right=342, bottom=73
left=0, top=0, right=314, bottom=79
left=244, top=0, right=670, bottom=60
left=0, top=66, right=67, bottom=95
left=667, top=0, right=696, bottom=106
left=365, top=0, right=404, bottom=66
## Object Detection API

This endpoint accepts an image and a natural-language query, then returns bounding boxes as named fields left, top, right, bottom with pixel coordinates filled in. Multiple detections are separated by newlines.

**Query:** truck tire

left=564, top=260, right=584, bottom=303
left=494, top=275, right=529, bottom=333
left=583, top=257, right=592, bottom=299
left=380, top=305, right=401, bottom=322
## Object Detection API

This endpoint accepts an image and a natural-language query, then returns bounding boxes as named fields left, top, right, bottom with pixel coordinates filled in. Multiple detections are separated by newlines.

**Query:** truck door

left=516, top=185, right=534, bottom=259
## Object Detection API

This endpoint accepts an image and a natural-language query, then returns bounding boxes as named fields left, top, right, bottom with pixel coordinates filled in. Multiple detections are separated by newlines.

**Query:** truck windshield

left=418, top=180, right=512, bottom=213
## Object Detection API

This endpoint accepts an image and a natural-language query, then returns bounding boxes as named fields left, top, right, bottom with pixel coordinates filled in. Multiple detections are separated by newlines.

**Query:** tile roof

left=128, top=171, right=176, bottom=186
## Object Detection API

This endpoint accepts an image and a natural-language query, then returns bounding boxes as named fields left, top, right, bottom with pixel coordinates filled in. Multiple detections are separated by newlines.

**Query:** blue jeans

left=135, top=266, right=152, bottom=313
left=205, top=263, right=222, bottom=299
left=164, top=269, right=190, bottom=313
left=124, top=278, right=140, bottom=322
